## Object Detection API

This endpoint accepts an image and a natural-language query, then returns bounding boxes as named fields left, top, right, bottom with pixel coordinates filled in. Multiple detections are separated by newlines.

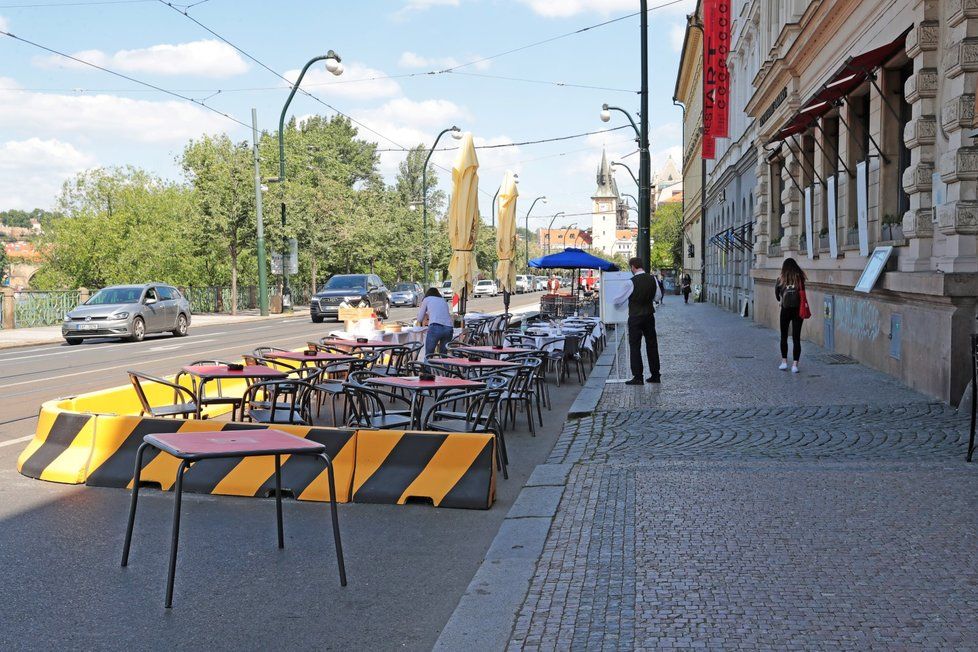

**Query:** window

left=156, top=286, right=173, bottom=300
left=896, top=60, right=913, bottom=219
left=852, top=92, right=871, bottom=164
left=770, top=157, right=785, bottom=241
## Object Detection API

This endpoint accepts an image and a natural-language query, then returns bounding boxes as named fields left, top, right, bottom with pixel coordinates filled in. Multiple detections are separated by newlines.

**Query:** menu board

left=600, top=271, right=633, bottom=325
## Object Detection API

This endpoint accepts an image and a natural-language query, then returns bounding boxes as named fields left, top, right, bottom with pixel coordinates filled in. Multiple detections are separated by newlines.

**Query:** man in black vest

left=612, top=256, right=661, bottom=385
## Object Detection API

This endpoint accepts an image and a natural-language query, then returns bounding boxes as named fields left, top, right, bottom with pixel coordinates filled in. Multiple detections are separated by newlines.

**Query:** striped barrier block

left=17, top=402, right=357, bottom=502
left=351, top=430, right=496, bottom=509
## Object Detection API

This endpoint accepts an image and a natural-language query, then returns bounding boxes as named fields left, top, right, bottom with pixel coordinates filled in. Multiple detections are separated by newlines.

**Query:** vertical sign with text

left=702, top=0, right=731, bottom=162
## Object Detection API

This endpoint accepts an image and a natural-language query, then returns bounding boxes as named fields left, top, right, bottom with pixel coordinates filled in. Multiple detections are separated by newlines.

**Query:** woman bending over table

left=417, top=287, right=454, bottom=358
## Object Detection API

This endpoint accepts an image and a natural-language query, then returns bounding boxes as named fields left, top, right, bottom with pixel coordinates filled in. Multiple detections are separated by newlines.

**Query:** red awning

left=768, top=28, right=911, bottom=143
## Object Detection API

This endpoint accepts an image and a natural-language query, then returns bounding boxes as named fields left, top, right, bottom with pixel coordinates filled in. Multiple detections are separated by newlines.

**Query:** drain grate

left=732, top=355, right=755, bottom=359
left=817, top=353, right=859, bottom=365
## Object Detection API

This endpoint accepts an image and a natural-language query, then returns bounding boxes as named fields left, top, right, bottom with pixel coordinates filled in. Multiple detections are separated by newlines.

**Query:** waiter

left=612, top=256, right=661, bottom=385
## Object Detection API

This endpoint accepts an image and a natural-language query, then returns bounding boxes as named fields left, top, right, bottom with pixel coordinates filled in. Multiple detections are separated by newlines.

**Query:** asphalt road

left=0, top=289, right=577, bottom=651
left=0, top=291, right=542, bottom=448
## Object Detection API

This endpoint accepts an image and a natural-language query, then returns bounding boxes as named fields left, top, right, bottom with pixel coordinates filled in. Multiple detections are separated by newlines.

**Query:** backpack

left=781, top=284, right=800, bottom=309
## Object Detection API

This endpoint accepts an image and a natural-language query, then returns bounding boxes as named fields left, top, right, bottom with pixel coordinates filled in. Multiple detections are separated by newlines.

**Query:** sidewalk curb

left=434, top=463, right=573, bottom=651
left=567, top=323, right=621, bottom=419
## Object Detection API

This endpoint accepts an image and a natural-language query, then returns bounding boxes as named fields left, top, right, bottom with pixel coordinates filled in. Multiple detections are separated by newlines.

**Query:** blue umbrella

left=528, top=247, right=619, bottom=271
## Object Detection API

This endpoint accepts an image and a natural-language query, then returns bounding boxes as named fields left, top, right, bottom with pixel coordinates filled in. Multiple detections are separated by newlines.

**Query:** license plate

left=78, top=324, right=98, bottom=331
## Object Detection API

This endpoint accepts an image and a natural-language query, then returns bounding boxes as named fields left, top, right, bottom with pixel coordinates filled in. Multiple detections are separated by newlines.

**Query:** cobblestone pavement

left=507, top=303, right=978, bottom=650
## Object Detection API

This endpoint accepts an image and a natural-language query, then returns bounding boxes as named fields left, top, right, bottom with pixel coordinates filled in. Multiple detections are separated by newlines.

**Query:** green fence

left=180, top=286, right=261, bottom=314
left=14, top=290, right=82, bottom=328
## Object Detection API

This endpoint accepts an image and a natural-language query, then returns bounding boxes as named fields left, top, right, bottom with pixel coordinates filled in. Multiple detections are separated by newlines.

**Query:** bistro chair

left=497, top=358, right=542, bottom=435
left=312, top=358, right=367, bottom=425
left=240, top=378, right=318, bottom=425
left=505, top=350, right=551, bottom=411
left=343, top=380, right=414, bottom=430
left=174, top=359, right=241, bottom=417
left=128, top=371, right=200, bottom=419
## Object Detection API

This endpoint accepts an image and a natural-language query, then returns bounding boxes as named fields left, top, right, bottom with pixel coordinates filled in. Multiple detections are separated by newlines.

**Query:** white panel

left=599, top=271, right=633, bottom=325
left=804, top=185, right=814, bottom=259
left=856, top=161, right=869, bottom=256
left=827, top=175, right=838, bottom=258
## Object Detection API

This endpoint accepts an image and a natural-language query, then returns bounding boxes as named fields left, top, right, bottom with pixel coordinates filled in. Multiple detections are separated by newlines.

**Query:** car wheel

left=65, top=338, right=83, bottom=346
left=380, top=301, right=390, bottom=320
left=172, top=313, right=189, bottom=337
left=312, top=316, right=324, bottom=323
left=128, top=317, right=145, bottom=343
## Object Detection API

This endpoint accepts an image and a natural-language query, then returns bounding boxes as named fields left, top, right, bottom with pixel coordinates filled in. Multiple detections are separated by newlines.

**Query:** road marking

left=0, top=332, right=311, bottom=390
left=150, top=338, right=214, bottom=351
left=0, top=434, right=34, bottom=448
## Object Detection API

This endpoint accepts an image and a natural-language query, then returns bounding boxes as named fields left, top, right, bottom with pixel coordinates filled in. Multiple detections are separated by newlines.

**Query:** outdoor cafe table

left=266, top=350, right=357, bottom=367
left=456, top=345, right=532, bottom=358
left=428, top=357, right=520, bottom=377
left=365, top=375, right=485, bottom=429
left=180, top=364, right=286, bottom=419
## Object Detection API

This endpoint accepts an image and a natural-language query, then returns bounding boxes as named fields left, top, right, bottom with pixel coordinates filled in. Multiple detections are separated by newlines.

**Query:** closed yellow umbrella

left=447, top=132, right=481, bottom=308
left=495, top=170, right=519, bottom=308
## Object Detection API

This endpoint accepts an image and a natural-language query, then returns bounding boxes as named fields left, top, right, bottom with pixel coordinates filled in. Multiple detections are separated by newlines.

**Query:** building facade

left=743, top=0, right=978, bottom=403
left=591, top=149, right=627, bottom=256
left=674, top=6, right=705, bottom=299
left=702, top=0, right=761, bottom=315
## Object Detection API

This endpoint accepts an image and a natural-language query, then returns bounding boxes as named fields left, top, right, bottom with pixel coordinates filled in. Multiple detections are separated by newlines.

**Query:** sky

left=0, top=0, right=695, bottom=229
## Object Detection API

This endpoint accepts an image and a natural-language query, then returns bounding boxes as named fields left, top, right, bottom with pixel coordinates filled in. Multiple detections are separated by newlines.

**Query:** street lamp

left=600, top=0, right=651, bottom=271
left=276, top=50, right=343, bottom=309
left=491, top=173, right=519, bottom=229
left=545, top=211, right=565, bottom=254
left=421, top=126, right=462, bottom=288
left=562, top=222, right=578, bottom=249
left=524, top=195, right=547, bottom=270
left=612, top=161, right=639, bottom=187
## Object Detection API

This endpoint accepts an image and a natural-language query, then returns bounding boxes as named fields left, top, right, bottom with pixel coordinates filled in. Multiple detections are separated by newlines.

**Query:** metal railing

left=13, top=290, right=82, bottom=328
left=180, top=286, right=260, bottom=314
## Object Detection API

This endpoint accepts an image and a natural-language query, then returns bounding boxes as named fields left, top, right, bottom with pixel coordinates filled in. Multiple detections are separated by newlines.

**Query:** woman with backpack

left=774, top=257, right=809, bottom=373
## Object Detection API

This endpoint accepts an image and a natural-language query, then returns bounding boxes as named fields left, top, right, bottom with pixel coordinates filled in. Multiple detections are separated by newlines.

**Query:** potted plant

left=881, top=214, right=903, bottom=241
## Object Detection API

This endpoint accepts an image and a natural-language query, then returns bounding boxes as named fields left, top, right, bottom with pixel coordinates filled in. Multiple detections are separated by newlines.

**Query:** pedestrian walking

left=775, top=257, right=810, bottom=373
left=546, top=274, right=561, bottom=294
left=613, top=256, right=662, bottom=385
left=416, top=287, right=454, bottom=358
left=654, top=272, right=666, bottom=305
left=681, top=272, right=692, bottom=304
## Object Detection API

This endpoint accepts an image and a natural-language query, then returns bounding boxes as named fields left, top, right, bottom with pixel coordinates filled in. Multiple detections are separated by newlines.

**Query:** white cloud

left=284, top=61, right=401, bottom=101
left=33, top=39, right=248, bottom=77
left=0, top=15, right=9, bottom=32
left=398, top=51, right=490, bottom=71
left=0, top=138, right=96, bottom=209
left=394, top=0, right=459, bottom=15
left=0, top=78, right=232, bottom=144
left=670, top=23, right=685, bottom=52
left=518, top=0, right=694, bottom=17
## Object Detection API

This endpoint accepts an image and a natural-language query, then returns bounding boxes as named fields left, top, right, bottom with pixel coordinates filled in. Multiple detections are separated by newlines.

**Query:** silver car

left=62, top=283, right=191, bottom=345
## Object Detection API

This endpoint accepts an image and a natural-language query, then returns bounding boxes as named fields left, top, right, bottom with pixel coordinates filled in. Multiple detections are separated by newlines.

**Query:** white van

left=515, top=275, right=532, bottom=293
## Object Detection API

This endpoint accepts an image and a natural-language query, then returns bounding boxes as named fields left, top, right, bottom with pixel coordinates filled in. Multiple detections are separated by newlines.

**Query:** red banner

left=702, top=0, right=731, bottom=145
left=702, top=134, right=715, bottom=160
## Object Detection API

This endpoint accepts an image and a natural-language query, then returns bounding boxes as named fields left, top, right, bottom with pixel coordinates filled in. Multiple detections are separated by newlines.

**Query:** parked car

left=62, top=283, right=191, bottom=345
left=534, top=276, right=548, bottom=291
left=439, top=280, right=454, bottom=300
left=390, top=281, right=423, bottom=307
left=473, top=279, right=499, bottom=297
left=515, top=275, right=532, bottom=293
left=310, top=273, right=390, bottom=322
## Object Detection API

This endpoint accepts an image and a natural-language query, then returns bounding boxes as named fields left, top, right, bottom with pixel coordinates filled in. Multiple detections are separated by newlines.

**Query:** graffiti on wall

left=834, top=296, right=881, bottom=341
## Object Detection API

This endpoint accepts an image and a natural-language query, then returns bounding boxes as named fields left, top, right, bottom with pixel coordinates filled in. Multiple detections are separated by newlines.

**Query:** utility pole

left=251, top=108, right=269, bottom=316
left=638, top=0, right=652, bottom=271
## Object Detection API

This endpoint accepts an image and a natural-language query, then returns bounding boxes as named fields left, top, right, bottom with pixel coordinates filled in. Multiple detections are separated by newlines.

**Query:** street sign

left=270, top=247, right=298, bottom=275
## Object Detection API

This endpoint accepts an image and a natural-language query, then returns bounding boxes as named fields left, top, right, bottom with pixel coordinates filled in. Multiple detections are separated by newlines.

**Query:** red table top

left=267, top=351, right=355, bottom=362
left=433, top=357, right=519, bottom=368
left=144, top=429, right=324, bottom=459
left=367, top=376, right=485, bottom=390
left=460, top=345, right=529, bottom=355
left=181, top=364, right=287, bottom=379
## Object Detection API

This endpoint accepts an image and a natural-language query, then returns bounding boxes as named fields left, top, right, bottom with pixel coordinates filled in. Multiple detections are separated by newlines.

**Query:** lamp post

left=422, top=126, right=462, bottom=289
left=491, top=173, right=518, bottom=229
left=600, top=0, right=650, bottom=270
left=612, top=161, right=639, bottom=187
left=523, top=195, right=547, bottom=270
left=545, top=211, right=565, bottom=254
left=276, top=50, right=343, bottom=309
left=562, top=222, right=578, bottom=249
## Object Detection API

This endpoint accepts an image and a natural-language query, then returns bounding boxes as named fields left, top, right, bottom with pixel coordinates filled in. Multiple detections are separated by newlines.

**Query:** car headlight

left=344, top=295, right=364, bottom=302
left=63, top=313, right=71, bottom=322
left=111, top=311, right=129, bottom=319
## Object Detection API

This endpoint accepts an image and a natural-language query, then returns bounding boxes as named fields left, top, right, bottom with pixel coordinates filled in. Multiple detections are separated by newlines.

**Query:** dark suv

left=310, top=274, right=390, bottom=322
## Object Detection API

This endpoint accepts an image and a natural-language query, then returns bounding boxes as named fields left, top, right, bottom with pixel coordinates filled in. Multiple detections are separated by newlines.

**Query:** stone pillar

left=900, top=15, right=939, bottom=271
left=2, top=287, right=13, bottom=329
left=780, top=144, right=802, bottom=252
left=753, top=142, right=770, bottom=263
left=937, top=3, right=978, bottom=272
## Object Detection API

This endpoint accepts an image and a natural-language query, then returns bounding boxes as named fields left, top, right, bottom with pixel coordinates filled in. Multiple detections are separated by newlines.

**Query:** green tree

left=182, top=134, right=255, bottom=314
left=650, top=201, right=683, bottom=271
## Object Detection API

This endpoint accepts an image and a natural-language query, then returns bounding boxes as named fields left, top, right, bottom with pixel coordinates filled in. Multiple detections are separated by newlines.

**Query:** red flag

left=702, top=0, right=731, bottom=140
left=702, top=134, right=716, bottom=160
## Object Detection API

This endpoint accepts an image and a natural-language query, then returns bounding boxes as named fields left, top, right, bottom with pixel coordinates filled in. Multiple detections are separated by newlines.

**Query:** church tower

left=591, top=149, right=620, bottom=256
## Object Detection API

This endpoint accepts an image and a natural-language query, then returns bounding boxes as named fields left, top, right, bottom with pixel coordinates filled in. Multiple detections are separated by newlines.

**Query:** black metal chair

left=421, top=380, right=509, bottom=479
left=312, top=358, right=367, bottom=425
left=128, top=371, right=199, bottom=419
left=173, top=359, right=241, bottom=417
left=497, top=358, right=542, bottom=435
left=505, top=350, right=551, bottom=412
left=343, top=380, right=414, bottom=429
left=240, top=378, right=318, bottom=425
